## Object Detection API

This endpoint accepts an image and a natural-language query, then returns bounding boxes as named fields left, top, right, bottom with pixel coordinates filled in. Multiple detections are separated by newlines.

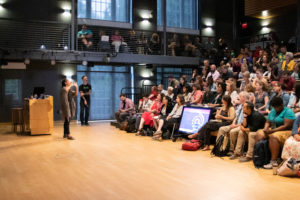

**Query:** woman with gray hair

left=281, top=52, right=295, bottom=72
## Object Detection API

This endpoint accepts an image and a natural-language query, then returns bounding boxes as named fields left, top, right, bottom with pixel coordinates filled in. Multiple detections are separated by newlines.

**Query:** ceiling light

left=63, top=9, right=71, bottom=16
left=262, top=10, right=268, bottom=17
left=82, top=60, right=87, bottom=66
left=40, top=45, right=46, bottom=50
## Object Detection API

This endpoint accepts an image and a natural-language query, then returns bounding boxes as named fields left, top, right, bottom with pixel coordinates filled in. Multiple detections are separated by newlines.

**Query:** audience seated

left=77, top=24, right=93, bottom=49
left=157, top=84, right=167, bottom=95
left=152, top=96, right=173, bottom=131
left=168, top=33, right=181, bottom=56
left=190, top=84, right=203, bottom=105
left=281, top=115, right=300, bottom=160
left=182, top=84, right=192, bottom=103
left=217, top=92, right=249, bottom=157
left=281, top=52, right=295, bottom=72
left=279, top=71, right=296, bottom=92
left=98, top=30, right=110, bottom=52
left=255, top=97, right=295, bottom=168
left=188, top=95, right=235, bottom=151
left=112, top=32, right=300, bottom=174
left=153, top=95, right=185, bottom=141
left=254, top=80, right=269, bottom=113
left=225, top=80, right=239, bottom=105
left=136, top=93, right=164, bottom=136
left=268, top=82, right=290, bottom=112
left=148, top=33, right=161, bottom=55
left=148, top=86, right=158, bottom=101
left=237, top=102, right=266, bottom=162
left=115, top=94, right=135, bottom=123
left=206, top=64, right=220, bottom=81
left=127, top=30, right=138, bottom=53
left=111, top=30, right=127, bottom=53
left=137, top=32, right=148, bottom=54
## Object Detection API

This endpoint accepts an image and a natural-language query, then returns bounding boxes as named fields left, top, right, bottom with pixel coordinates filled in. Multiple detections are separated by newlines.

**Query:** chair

left=11, top=108, right=25, bottom=133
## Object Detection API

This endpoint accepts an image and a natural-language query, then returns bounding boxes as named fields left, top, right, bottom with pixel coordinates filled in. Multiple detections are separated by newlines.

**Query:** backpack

left=211, top=134, right=230, bottom=157
left=125, top=116, right=136, bottom=133
left=253, top=139, right=271, bottom=168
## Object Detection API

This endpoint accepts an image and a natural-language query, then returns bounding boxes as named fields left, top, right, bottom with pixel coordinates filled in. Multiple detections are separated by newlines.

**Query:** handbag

left=277, top=158, right=300, bottom=177
left=182, top=139, right=202, bottom=151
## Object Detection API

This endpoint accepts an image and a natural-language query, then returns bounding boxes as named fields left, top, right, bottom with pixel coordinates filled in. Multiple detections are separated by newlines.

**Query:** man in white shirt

left=206, top=64, right=220, bottom=81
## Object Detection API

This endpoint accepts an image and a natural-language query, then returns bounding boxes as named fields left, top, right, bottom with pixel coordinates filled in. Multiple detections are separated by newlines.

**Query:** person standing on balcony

left=79, top=75, right=92, bottom=126
left=77, top=24, right=93, bottom=49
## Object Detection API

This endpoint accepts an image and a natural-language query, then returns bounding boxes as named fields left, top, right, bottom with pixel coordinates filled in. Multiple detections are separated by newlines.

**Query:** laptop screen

left=178, top=106, right=211, bottom=134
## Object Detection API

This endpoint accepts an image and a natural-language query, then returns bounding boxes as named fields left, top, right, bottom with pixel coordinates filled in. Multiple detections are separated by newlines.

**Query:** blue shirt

left=235, top=104, right=244, bottom=124
left=77, top=29, right=93, bottom=38
left=267, top=107, right=296, bottom=128
left=267, top=92, right=290, bottom=110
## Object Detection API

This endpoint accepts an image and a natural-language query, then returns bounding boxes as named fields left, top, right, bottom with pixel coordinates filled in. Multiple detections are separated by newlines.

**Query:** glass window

left=4, top=79, right=21, bottom=105
left=78, top=0, right=87, bottom=18
left=78, top=0, right=131, bottom=23
left=77, top=65, right=131, bottom=120
left=157, top=0, right=198, bottom=30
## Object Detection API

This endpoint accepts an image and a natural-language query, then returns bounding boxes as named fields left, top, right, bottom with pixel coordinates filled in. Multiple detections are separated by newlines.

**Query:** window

left=77, top=65, right=131, bottom=120
left=157, top=0, right=198, bottom=30
left=78, top=0, right=131, bottom=23
left=4, top=79, right=21, bottom=105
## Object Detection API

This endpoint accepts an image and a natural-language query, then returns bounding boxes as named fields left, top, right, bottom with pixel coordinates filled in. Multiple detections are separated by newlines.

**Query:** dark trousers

left=198, top=121, right=229, bottom=145
left=115, top=111, right=130, bottom=123
left=64, top=118, right=70, bottom=136
left=80, top=100, right=90, bottom=124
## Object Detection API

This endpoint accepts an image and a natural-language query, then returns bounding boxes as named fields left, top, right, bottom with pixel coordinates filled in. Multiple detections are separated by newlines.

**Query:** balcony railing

left=0, top=18, right=70, bottom=51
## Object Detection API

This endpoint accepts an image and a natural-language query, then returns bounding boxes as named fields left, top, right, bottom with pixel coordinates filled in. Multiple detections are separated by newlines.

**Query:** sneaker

left=229, top=154, right=239, bottom=160
left=239, top=156, right=252, bottom=162
left=263, top=160, right=277, bottom=169
left=227, top=151, right=234, bottom=157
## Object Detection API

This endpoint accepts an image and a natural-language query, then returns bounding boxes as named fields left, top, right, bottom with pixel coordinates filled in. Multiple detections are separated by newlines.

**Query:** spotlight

left=24, top=58, right=30, bottom=65
left=40, top=45, right=46, bottom=50
left=63, top=9, right=71, bottom=16
left=63, top=45, right=69, bottom=51
left=51, top=59, right=56, bottom=66
left=82, top=60, right=87, bottom=66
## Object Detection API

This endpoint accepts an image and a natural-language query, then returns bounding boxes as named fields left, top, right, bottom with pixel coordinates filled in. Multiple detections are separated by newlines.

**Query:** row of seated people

left=77, top=24, right=208, bottom=57
left=113, top=72, right=300, bottom=170
left=77, top=24, right=161, bottom=55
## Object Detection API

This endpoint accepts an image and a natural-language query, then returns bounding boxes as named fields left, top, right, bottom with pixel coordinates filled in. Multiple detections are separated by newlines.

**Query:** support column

left=163, top=0, right=167, bottom=56
left=297, top=0, right=300, bottom=51
left=71, top=0, right=77, bottom=51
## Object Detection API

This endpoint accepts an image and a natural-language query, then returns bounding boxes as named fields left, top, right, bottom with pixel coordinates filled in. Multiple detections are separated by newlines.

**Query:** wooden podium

left=24, top=96, right=53, bottom=135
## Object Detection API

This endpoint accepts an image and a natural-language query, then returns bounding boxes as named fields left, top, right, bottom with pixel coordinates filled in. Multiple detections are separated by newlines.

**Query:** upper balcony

left=0, top=18, right=215, bottom=67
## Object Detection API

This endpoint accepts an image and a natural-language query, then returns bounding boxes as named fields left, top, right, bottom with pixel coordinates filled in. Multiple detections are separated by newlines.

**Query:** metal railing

left=76, top=25, right=207, bottom=57
left=0, top=18, right=71, bottom=51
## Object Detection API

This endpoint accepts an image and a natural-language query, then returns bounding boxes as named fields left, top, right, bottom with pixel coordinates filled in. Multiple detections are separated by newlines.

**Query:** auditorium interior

left=1, top=0, right=300, bottom=199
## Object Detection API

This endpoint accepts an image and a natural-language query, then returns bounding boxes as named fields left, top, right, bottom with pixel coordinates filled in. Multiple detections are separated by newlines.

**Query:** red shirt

left=280, top=77, right=296, bottom=91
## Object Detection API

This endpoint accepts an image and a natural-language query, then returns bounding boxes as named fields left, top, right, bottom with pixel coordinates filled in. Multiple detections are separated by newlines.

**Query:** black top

left=79, top=84, right=92, bottom=102
left=202, top=91, right=216, bottom=104
left=246, top=110, right=266, bottom=132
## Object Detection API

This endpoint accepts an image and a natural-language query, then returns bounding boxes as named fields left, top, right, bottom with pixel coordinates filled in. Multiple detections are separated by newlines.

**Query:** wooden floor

left=0, top=122, right=300, bottom=200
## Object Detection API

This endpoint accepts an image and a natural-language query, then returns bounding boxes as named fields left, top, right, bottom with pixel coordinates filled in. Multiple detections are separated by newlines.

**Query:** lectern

left=24, top=96, right=53, bottom=135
